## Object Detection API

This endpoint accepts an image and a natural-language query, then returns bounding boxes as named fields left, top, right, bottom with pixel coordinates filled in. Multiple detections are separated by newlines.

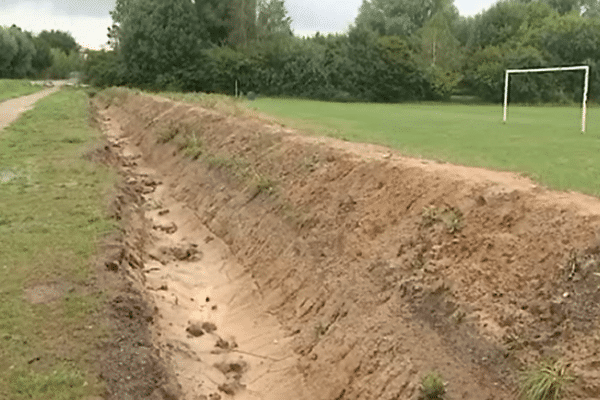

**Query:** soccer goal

left=503, top=65, right=590, bottom=133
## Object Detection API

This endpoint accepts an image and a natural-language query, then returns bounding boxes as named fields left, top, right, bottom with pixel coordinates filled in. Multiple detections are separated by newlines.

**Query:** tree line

left=0, top=27, right=82, bottom=79
left=85, top=0, right=600, bottom=103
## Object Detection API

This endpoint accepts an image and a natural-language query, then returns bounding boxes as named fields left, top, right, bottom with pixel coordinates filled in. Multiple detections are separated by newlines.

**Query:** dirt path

left=93, top=90, right=600, bottom=400
left=0, top=85, right=63, bottom=131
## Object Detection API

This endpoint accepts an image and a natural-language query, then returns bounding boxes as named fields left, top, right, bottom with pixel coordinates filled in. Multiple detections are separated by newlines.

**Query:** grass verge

left=0, top=80, right=44, bottom=102
left=251, top=98, right=600, bottom=196
left=0, top=87, right=116, bottom=399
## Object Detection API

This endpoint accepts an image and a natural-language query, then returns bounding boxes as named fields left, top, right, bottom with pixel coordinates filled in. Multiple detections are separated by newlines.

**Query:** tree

left=6, top=26, right=36, bottom=78
left=0, top=27, right=18, bottom=76
left=413, top=1, right=462, bottom=97
left=353, top=0, right=453, bottom=37
left=256, top=0, right=293, bottom=42
left=30, top=36, right=53, bottom=76
left=116, top=0, right=206, bottom=88
left=37, top=30, right=79, bottom=55
left=194, top=0, right=231, bottom=44
left=227, top=0, right=258, bottom=47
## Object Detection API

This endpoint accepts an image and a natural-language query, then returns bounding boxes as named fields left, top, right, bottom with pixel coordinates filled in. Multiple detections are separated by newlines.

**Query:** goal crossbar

left=503, top=65, right=590, bottom=132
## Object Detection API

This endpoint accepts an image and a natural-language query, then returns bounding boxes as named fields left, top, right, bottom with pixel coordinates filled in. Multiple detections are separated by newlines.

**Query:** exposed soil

left=92, top=90, right=600, bottom=400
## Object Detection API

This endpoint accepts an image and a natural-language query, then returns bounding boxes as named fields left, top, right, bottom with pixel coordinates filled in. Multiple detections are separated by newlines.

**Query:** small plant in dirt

left=250, top=175, right=276, bottom=199
left=180, top=134, right=203, bottom=160
left=519, top=360, right=574, bottom=400
left=156, top=126, right=178, bottom=143
left=421, top=206, right=442, bottom=227
left=442, top=207, right=463, bottom=233
left=420, top=371, right=446, bottom=399
left=421, top=205, right=464, bottom=233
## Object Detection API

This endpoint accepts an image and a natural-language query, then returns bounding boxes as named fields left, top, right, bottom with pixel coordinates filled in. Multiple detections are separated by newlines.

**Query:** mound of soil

left=94, top=90, right=600, bottom=400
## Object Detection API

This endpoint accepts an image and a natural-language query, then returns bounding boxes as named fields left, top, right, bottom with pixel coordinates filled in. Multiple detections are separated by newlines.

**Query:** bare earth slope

left=95, top=90, right=600, bottom=400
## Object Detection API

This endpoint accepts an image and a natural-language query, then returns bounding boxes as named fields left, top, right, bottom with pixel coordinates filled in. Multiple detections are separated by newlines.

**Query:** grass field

left=0, top=80, right=44, bottom=103
left=0, top=88, right=116, bottom=399
left=251, top=98, right=600, bottom=196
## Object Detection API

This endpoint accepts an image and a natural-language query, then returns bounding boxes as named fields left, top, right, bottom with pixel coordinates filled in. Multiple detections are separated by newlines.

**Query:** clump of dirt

left=93, top=89, right=600, bottom=400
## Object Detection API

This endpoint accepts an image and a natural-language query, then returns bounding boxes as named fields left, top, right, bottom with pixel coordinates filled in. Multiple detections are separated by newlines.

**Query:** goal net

left=503, top=65, right=590, bottom=132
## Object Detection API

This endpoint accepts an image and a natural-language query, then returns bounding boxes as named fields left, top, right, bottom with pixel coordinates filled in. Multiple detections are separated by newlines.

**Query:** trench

left=95, top=89, right=600, bottom=400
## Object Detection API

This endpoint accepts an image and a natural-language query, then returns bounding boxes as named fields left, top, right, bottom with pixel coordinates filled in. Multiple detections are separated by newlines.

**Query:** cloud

left=286, top=0, right=362, bottom=32
left=2, top=0, right=115, bottom=18
left=0, top=2, right=113, bottom=49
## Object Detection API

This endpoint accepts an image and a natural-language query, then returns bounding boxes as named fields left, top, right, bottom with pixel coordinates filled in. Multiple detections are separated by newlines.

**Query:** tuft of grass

left=179, top=133, right=203, bottom=159
left=156, top=126, right=179, bottom=143
left=0, top=80, right=43, bottom=102
left=253, top=175, right=276, bottom=197
left=420, top=371, right=446, bottom=400
left=519, top=360, right=575, bottom=400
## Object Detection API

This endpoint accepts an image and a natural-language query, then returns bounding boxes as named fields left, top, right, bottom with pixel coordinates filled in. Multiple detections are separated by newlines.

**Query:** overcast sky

left=0, top=0, right=498, bottom=50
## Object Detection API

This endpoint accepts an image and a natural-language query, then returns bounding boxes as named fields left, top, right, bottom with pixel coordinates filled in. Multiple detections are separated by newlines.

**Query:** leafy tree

left=30, top=36, right=53, bottom=76
left=194, top=0, right=231, bottom=44
left=353, top=0, right=454, bottom=37
left=37, top=30, right=79, bottom=55
left=117, top=0, right=206, bottom=88
left=256, top=0, right=293, bottom=42
left=0, top=27, right=18, bottom=76
left=6, top=26, right=36, bottom=78
left=228, top=0, right=258, bottom=47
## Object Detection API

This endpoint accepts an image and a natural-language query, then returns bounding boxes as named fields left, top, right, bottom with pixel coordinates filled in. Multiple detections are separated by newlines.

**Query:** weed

left=254, top=175, right=275, bottom=195
left=442, top=207, right=463, bottom=233
left=156, top=126, right=178, bottom=143
left=519, top=360, right=574, bottom=400
left=179, top=133, right=203, bottom=159
left=421, top=206, right=442, bottom=227
left=420, top=371, right=446, bottom=400
left=421, top=206, right=464, bottom=233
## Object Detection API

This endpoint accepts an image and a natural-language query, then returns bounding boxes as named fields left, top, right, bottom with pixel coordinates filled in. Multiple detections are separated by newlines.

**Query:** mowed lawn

left=0, top=79, right=44, bottom=102
left=251, top=98, right=600, bottom=196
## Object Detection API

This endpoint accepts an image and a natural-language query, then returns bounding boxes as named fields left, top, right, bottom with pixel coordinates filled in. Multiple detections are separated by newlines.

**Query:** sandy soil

left=0, top=85, right=63, bottom=131
left=92, top=91, right=600, bottom=400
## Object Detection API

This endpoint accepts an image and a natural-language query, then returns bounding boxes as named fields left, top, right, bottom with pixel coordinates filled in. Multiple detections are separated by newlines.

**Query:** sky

left=0, top=0, right=498, bottom=50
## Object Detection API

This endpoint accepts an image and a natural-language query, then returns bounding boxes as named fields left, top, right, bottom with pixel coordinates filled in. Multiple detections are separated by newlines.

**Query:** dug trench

left=92, top=89, right=600, bottom=400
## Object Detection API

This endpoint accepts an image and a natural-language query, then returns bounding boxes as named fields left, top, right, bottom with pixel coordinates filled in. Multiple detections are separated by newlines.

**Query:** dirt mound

left=94, top=90, right=600, bottom=399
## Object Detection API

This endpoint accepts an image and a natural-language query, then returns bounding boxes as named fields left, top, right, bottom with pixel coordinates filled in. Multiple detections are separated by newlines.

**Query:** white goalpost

left=503, top=65, right=590, bottom=133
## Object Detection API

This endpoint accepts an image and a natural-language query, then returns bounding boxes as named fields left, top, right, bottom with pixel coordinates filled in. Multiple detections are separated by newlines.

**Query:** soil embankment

left=94, top=89, right=600, bottom=400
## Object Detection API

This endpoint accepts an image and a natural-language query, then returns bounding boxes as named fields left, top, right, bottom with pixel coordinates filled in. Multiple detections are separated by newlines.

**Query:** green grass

left=519, top=360, right=574, bottom=400
left=0, top=88, right=116, bottom=399
left=250, top=98, right=600, bottom=196
left=0, top=79, right=44, bottom=102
